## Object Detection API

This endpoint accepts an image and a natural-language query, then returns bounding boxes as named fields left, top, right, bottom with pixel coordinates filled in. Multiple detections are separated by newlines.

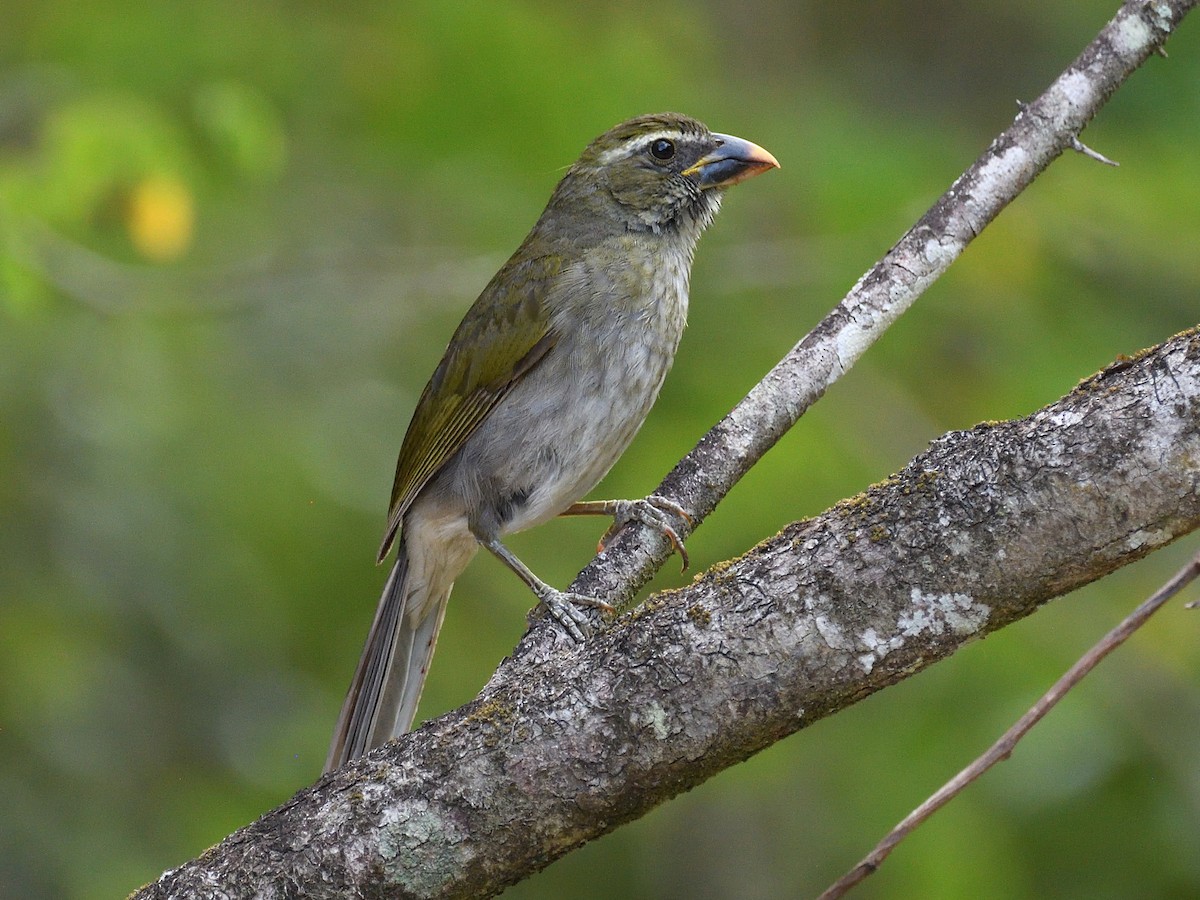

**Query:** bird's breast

left=446, top=241, right=693, bottom=537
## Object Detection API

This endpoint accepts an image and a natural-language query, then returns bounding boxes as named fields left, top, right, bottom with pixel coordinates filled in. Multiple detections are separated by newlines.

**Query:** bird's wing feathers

left=377, top=252, right=564, bottom=561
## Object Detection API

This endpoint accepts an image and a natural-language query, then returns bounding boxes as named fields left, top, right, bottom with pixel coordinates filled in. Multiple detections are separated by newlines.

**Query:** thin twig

left=817, top=550, right=1200, bottom=900
left=1071, top=135, right=1120, bottom=166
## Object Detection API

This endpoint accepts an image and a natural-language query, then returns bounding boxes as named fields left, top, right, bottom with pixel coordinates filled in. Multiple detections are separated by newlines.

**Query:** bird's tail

left=325, top=537, right=451, bottom=772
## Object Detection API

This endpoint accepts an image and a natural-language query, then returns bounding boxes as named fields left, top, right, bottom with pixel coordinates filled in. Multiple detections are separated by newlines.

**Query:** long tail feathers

left=325, top=540, right=451, bottom=772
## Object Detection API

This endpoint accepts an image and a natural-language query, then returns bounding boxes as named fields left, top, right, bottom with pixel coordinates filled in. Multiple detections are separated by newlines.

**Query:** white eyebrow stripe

left=595, top=129, right=690, bottom=165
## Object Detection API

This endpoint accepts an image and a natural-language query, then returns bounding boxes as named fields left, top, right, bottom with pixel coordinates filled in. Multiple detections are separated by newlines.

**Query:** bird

left=326, top=112, right=778, bottom=772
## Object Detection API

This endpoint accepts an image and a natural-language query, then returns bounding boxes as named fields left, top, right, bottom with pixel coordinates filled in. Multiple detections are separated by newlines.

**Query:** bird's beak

left=682, top=133, right=780, bottom=189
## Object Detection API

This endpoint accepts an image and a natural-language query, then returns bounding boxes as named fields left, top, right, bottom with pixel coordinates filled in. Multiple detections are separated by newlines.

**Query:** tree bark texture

left=137, top=328, right=1200, bottom=899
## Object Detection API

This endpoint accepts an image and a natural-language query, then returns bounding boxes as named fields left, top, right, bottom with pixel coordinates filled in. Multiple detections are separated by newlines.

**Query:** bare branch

left=135, top=327, right=1200, bottom=899
left=818, top=549, right=1200, bottom=900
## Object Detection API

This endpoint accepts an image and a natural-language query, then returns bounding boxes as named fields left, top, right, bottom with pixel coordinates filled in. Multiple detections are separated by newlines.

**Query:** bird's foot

left=482, top=535, right=614, bottom=641
left=530, top=586, right=614, bottom=641
left=595, top=496, right=693, bottom=572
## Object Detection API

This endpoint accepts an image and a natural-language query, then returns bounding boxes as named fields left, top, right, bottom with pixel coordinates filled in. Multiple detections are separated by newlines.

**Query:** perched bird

left=326, top=112, right=778, bottom=771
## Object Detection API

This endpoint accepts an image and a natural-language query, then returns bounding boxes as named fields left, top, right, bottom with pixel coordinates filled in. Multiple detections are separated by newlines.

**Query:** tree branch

left=136, top=326, right=1200, bottom=897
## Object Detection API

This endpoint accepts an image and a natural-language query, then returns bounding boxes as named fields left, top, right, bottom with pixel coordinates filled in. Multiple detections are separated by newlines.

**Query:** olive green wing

left=377, top=252, right=564, bottom=561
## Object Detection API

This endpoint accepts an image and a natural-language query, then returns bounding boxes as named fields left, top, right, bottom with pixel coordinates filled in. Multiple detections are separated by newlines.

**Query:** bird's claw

left=598, top=495, right=692, bottom=572
left=531, top=587, right=614, bottom=641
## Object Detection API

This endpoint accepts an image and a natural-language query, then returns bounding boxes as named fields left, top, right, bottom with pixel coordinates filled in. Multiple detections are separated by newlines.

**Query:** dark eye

left=650, top=138, right=676, bottom=161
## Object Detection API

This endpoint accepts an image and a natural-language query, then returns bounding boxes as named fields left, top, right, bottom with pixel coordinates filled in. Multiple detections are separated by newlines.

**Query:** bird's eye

left=649, top=138, right=676, bottom=161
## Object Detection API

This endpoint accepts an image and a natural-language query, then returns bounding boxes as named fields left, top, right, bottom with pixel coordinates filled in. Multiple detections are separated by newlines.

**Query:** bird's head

left=544, top=112, right=779, bottom=239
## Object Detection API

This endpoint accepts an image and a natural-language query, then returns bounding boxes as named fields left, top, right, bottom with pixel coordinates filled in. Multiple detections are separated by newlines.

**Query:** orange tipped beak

left=682, top=132, right=780, bottom=189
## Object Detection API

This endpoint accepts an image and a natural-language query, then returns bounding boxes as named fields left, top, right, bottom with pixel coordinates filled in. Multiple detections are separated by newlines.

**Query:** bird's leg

left=481, top=537, right=613, bottom=641
left=561, top=496, right=693, bottom=572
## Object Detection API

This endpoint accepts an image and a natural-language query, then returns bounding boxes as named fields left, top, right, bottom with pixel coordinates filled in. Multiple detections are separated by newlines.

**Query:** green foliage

left=2, top=2, right=1198, bottom=898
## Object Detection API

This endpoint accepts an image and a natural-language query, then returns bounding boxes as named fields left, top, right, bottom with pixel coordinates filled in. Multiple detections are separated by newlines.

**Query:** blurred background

left=2, top=1, right=1199, bottom=897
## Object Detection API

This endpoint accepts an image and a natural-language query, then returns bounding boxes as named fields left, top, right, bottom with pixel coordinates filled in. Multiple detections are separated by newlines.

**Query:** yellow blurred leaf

left=126, top=173, right=194, bottom=261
